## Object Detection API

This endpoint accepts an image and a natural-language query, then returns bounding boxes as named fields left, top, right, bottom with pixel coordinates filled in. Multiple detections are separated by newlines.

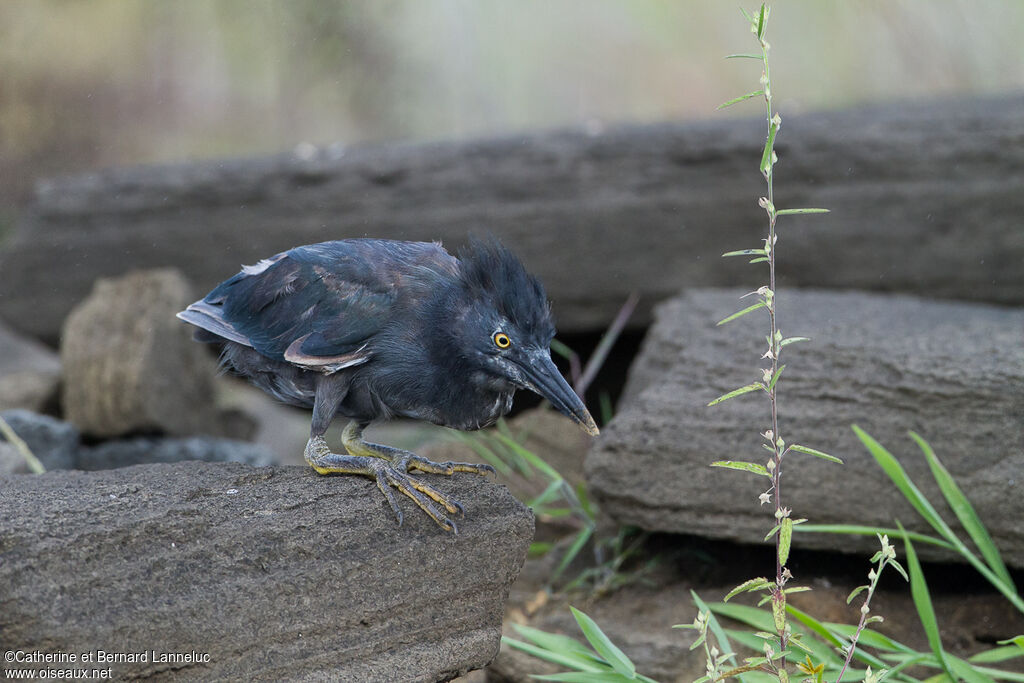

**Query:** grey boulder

left=586, top=289, right=1024, bottom=565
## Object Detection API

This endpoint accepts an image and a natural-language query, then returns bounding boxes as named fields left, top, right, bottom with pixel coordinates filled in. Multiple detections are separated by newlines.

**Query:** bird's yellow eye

left=493, top=332, right=511, bottom=349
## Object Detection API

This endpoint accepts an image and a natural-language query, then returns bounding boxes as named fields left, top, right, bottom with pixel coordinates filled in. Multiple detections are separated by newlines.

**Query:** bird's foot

left=304, top=434, right=494, bottom=532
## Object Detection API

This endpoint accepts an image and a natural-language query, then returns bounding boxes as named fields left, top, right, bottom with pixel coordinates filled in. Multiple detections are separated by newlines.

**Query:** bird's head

left=443, top=239, right=599, bottom=436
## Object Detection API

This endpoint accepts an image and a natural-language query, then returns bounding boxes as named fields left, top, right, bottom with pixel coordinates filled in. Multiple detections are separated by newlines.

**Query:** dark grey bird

left=178, top=238, right=598, bottom=531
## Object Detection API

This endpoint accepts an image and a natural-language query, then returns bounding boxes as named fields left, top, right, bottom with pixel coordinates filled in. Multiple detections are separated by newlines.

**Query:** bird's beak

left=515, top=350, right=600, bottom=437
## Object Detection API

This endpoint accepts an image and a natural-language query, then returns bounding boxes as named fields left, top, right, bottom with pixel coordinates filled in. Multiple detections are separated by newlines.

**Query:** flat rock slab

left=3, top=95, right=1024, bottom=343
left=0, top=462, right=533, bottom=682
left=586, top=289, right=1024, bottom=565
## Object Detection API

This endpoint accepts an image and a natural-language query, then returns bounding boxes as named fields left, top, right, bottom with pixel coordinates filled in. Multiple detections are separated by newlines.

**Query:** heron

left=178, top=238, right=598, bottom=532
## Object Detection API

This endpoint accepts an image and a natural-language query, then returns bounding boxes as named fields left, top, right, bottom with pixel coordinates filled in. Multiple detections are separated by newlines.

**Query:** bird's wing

left=178, top=240, right=457, bottom=373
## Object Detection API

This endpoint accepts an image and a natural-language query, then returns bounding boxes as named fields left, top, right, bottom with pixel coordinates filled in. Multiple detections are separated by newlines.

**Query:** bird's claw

left=398, top=454, right=496, bottom=478
left=372, top=459, right=464, bottom=532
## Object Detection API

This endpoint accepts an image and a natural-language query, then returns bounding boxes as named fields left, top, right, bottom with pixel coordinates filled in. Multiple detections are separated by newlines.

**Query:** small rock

left=0, top=318, right=60, bottom=412
left=0, top=409, right=79, bottom=471
left=76, top=436, right=275, bottom=471
left=60, top=268, right=227, bottom=438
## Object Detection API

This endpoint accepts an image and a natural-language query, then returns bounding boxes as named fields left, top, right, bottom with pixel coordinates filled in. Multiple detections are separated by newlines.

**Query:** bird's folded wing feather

left=178, top=248, right=394, bottom=370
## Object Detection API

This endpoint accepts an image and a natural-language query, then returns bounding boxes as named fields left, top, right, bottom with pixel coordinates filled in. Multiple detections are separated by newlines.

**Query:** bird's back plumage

left=178, top=239, right=459, bottom=369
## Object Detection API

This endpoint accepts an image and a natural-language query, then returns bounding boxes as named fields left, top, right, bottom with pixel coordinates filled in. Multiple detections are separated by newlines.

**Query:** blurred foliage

left=1, top=0, right=1023, bottom=209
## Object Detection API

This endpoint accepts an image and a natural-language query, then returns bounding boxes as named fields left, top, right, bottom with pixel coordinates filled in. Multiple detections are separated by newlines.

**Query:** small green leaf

left=748, top=257, right=769, bottom=264
left=771, top=593, right=786, bottom=633
left=787, top=444, right=843, bottom=465
left=717, top=301, right=766, bottom=326
left=717, top=90, right=765, bottom=110
left=779, top=336, right=810, bottom=348
left=998, top=635, right=1024, bottom=651
left=760, top=122, right=778, bottom=175
left=768, top=364, right=786, bottom=392
left=722, top=248, right=766, bottom=258
left=775, top=208, right=831, bottom=215
left=764, top=523, right=781, bottom=542
left=779, top=518, right=793, bottom=566
left=711, top=460, right=769, bottom=477
left=724, top=577, right=772, bottom=602
left=707, top=382, right=763, bottom=407
left=724, top=53, right=764, bottom=60
left=783, top=586, right=811, bottom=595
left=570, top=606, right=637, bottom=678
left=756, top=2, right=766, bottom=39
left=846, top=585, right=868, bottom=604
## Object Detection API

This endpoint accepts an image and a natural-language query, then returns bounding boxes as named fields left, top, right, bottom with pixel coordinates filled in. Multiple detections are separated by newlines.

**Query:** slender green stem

left=758, top=13, right=789, bottom=664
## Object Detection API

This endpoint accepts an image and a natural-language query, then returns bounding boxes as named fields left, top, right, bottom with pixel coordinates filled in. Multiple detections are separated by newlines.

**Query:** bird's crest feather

left=457, top=238, right=554, bottom=338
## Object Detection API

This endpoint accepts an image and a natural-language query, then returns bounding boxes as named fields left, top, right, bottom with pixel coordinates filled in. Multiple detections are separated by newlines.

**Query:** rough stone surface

left=77, top=436, right=276, bottom=470
left=0, top=462, right=533, bottom=682
left=60, top=268, right=229, bottom=438
left=0, top=318, right=60, bottom=412
left=586, top=289, right=1024, bottom=566
left=0, top=409, right=78, bottom=471
left=3, top=96, right=1024, bottom=343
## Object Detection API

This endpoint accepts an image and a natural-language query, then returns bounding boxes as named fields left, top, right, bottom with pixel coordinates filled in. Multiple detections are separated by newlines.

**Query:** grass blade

left=570, top=606, right=636, bottom=678
left=533, top=673, right=638, bottom=683
left=0, top=416, right=45, bottom=474
left=852, top=426, right=951, bottom=539
left=550, top=526, right=594, bottom=586
left=708, top=382, right=763, bottom=407
left=969, top=644, right=1024, bottom=664
left=852, top=428, right=1024, bottom=612
left=512, top=623, right=601, bottom=661
left=708, top=603, right=774, bottom=633
left=501, top=635, right=605, bottom=673
left=900, top=522, right=956, bottom=681
left=717, top=301, right=766, bottom=326
left=794, top=524, right=952, bottom=549
left=946, top=654, right=999, bottom=683
left=911, top=431, right=1016, bottom=593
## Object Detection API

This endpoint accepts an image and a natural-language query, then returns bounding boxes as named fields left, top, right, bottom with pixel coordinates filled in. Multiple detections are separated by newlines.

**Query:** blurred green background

left=1, top=0, right=1022, bottom=217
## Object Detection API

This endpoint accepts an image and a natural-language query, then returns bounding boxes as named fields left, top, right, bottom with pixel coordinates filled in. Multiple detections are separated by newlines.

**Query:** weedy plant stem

left=760, top=25, right=789, bottom=661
